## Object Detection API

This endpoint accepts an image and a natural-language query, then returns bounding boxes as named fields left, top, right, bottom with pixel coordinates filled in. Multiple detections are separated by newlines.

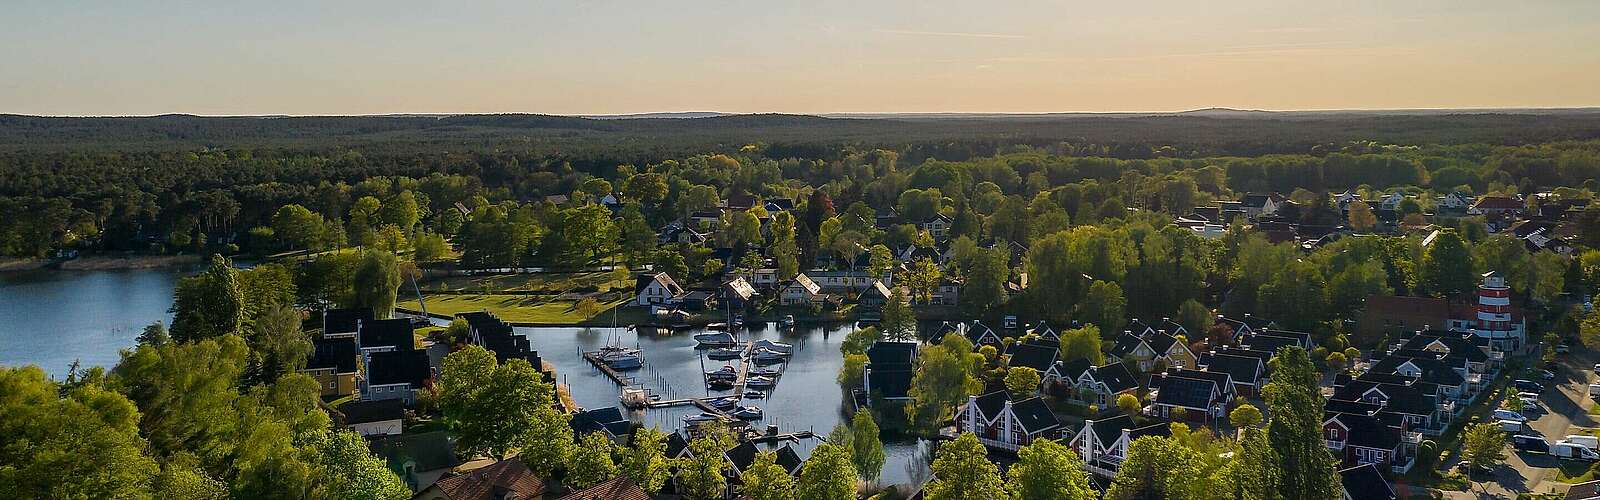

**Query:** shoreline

left=0, top=254, right=203, bottom=273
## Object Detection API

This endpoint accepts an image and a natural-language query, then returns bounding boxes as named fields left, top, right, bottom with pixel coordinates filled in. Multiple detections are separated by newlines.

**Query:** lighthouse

left=1470, top=271, right=1524, bottom=353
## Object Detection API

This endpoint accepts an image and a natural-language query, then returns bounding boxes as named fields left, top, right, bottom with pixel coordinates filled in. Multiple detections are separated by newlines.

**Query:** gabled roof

left=1087, top=414, right=1136, bottom=449
left=338, top=399, right=404, bottom=425
left=665, top=432, right=690, bottom=459
left=866, top=341, right=918, bottom=368
left=1258, top=329, right=1313, bottom=348
left=1153, top=370, right=1228, bottom=410
left=1339, top=463, right=1397, bottom=500
left=1055, top=358, right=1093, bottom=381
left=1329, top=413, right=1401, bottom=451
left=971, top=391, right=1011, bottom=421
left=1007, top=342, right=1059, bottom=372
left=775, top=445, right=804, bottom=476
left=1108, top=333, right=1147, bottom=358
left=1010, top=397, right=1062, bottom=434
left=1238, top=333, right=1302, bottom=354
left=571, top=406, right=632, bottom=438
left=556, top=477, right=648, bottom=500
left=786, top=274, right=821, bottom=295
left=1091, top=362, right=1140, bottom=394
left=1201, top=354, right=1264, bottom=386
left=323, top=307, right=373, bottom=335
left=359, top=318, right=415, bottom=351
left=367, top=350, right=432, bottom=387
left=1472, top=196, right=1523, bottom=210
left=867, top=367, right=913, bottom=399
left=307, top=336, right=359, bottom=373
left=635, top=272, right=684, bottom=296
left=1333, top=380, right=1437, bottom=417
left=726, top=441, right=759, bottom=473
left=368, top=430, right=458, bottom=474
left=431, top=458, right=547, bottom=500
left=861, top=280, right=893, bottom=301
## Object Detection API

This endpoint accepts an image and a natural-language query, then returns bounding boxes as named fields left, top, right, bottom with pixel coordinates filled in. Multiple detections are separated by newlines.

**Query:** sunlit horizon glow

left=3, top=0, right=1598, bottom=116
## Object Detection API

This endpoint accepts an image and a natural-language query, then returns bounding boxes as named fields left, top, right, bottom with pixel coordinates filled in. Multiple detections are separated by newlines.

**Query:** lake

left=0, top=267, right=188, bottom=377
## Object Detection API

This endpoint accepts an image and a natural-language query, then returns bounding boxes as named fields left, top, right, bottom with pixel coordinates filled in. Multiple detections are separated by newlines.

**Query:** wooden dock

left=582, top=351, right=635, bottom=386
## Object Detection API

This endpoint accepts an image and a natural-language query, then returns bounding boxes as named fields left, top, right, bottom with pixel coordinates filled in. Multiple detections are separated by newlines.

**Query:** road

left=1470, top=348, right=1597, bottom=498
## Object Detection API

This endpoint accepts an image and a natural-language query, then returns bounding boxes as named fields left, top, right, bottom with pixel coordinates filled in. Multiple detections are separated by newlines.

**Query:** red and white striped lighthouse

left=1471, top=271, right=1524, bottom=352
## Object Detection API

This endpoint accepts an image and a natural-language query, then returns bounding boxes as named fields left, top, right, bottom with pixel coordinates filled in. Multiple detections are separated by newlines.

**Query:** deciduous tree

left=1006, top=438, right=1095, bottom=500
left=925, top=433, right=1004, bottom=500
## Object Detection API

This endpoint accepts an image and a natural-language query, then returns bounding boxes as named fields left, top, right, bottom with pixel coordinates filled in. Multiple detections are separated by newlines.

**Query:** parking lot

left=1474, top=348, right=1599, bottom=497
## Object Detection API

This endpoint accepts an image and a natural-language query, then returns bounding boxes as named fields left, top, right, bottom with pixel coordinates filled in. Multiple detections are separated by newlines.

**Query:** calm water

left=514, top=323, right=933, bottom=487
left=0, top=268, right=187, bottom=377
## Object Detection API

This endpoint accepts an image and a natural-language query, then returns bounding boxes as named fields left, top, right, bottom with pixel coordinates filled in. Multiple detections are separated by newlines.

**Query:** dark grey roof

left=1056, top=359, right=1093, bottom=380
left=1331, top=413, right=1400, bottom=451
left=368, top=430, right=458, bottom=474
left=867, top=368, right=913, bottom=399
left=1259, top=329, right=1313, bottom=348
left=1324, top=399, right=1384, bottom=416
left=360, top=318, right=415, bottom=351
left=1239, top=333, right=1302, bottom=353
left=307, top=336, right=359, bottom=373
left=572, top=407, right=630, bottom=437
left=775, top=445, right=804, bottom=476
left=1339, top=463, right=1396, bottom=500
left=866, top=341, right=918, bottom=368
left=1007, top=342, right=1058, bottom=372
left=634, top=272, right=684, bottom=296
left=367, top=350, right=432, bottom=387
left=726, top=442, right=758, bottom=473
left=1201, top=354, right=1263, bottom=386
left=972, top=391, right=1010, bottom=420
left=324, top=307, right=373, bottom=335
left=1333, top=381, right=1437, bottom=417
left=1089, top=414, right=1136, bottom=449
left=1091, top=362, right=1140, bottom=394
left=1108, top=333, right=1145, bottom=358
left=338, top=399, right=404, bottom=425
left=1153, top=374, right=1219, bottom=410
left=1144, top=331, right=1181, bottom=354
left=1010, top=397, right=1061, bottom=434
left=665, top=432, right=689, bottom=458
left=1373, top=356, right=1464, bottom=387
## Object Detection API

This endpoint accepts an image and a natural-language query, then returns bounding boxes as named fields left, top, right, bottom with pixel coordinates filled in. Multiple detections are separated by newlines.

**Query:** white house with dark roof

left=1147, top=368, right=1234, bottom=422
left=1051, top=359, right=1140, bottom=408
left=634, top=272, right=685, bottom=307
left=1069, top=413, right=1172, bottom=478
left=779, top=273, right=823, bottom=306
left=957, top=390, right=1064, bottom=452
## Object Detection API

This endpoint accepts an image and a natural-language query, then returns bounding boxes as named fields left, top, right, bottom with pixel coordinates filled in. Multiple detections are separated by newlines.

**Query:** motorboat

left=707, top=347, right=744, bottom=361
left=694, top=331, right=737, bottom=347
left=751, top=339, right=793, bottom=355
left=704, top=365, right=737, bottom=380
left=706, top=378, right=735, bottom=390
left=745, top=376, right=777, bottom=388
left=732, top=406, right=764, bottom=420
left=749, top=367, right=781, bottom=377
left=683, top=413, right=721, bottom=424
left=706, top=397, right=740, bottom=411
left=782, top=315, right=796, bottom=328
left=743, top=390, right=766, bottom=399
left=603, top=353, right=642, bottom=371
left=752, top=348, right=787, bottom=365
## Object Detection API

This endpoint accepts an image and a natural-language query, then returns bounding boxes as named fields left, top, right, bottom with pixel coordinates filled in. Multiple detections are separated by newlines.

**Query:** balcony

left=1390, top=455, right=1416, bottom=475
left=1326, top=439, right=1346, bottom=450
left=1402, top=432, right=1423, bottom=444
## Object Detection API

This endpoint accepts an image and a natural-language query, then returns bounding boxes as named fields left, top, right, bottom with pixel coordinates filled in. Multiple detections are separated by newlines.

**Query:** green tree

left=1058, top=326, right=1104, bottom=365
left=313, top=430, right=411, bottom=500
left=839, top=353, right=868, bottom=388
left=617, top=203, right=656, bottom=262
left=1076, top=280, right=1126, bottom=334
left=1346, top=200, right=1377, bottom=231
left=1106, top=435, right=1208, bottom=500
left=1263, top=346, right=1342, bottom=499
left=678, top=429, right=733, bottom=500
left=436, top=346, right=569, bottom=466
left=379, top=191, right=421, bottom=234
left=1461, top=422, right=1507, bottom=478
left=868, top=244, right=895, bottom=280
left=964, top=247, right=1010, bottom=314
left=925, top=433, right=1004, bottom=500
left=272, top=204, right=326, bottom=250
left=617, top=428, right=672, bottom=493
left=244, top=302, right=312, bottom=385
left=901, top=257, right=943, bottom=304
left=170, top=255, right=245, bottom=343
left=841, top=326, right=882, bottom=356
left=1006, top=438, right=1095, bottom=500
left=1421, top=228, right=1476, bottom=298
left=412, top=231, right=450, bottom=262
left=1229, top=402, right=1263, bottom=428
left=849, top=410, right=886, bottom=484
left=567, top=432, right=619, bottom=489
left=880, top=288, right=916, bottom=341
left=907, top=337, right=980, bottom=433
left=1176, top=300, right=1212, bottom=342
left=0, top=367, right=159, bottom=498
left=1259, top=260, right=1328, bottom=331
left=152, top=453, right=227, bottom=499
left=1231, top=426, right=1279, bottom=500
left=742, top=451, right=797, bottom=500
left=1116, top=393, right=1141, bottom=417
left=772, top=211, right=800, bottom=280
left=352, top=250, right=402, bottom=319
left=797, top=442, right=856, bottom=500
left=1005, top=366, right=1041, bottom=397
left=349, top=196, right=382, bottom=244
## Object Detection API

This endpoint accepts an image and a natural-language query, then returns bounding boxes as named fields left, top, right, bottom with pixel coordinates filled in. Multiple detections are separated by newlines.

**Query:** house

left=1339, top=463, right=1399, bottom=500
left=1197, top=352, right=1266, bottom=397
left=1399, top=330, right=1502, bottom=378
left=1108, top=329, right=1195, bottom=372
left=1375, top=192, right=1407, bottom=211
left=680, top=290, right=716, bottom=311
left=544, top=194, right=570, bottom=206
left=459, top=312, right=546, bottom=373
left=337, top=399, right=403, bottom=437
left=556, top=477, right=649, bottom=500
left=721, top=277, right=757, bottom=310
left=806, top=270, right=888, bottom=293
left=918, top=213, right=953, bottom=239
left=857, top=280, right=893, bottom=309
left=779, top=274, right=823, bottom=306
left=957, top=391, right=1065, bottom=452
left=634, top=272, right=685, bottom=307
left=1356, top=295, right=1450, bottom=346
left=750, top=268, right=780, bottom=289
left=1215, top=314, right=1277, bottom=337
left=358, top=318, right=415, bottom=353
left=1240, top=193, right=1284, bottom=218
left=659, top=224, right=710, bottom=245
left=1006, top=342, right=1059, bottom=375
left=413, top=458, right=547, bottom=500
left=1148, top=369, right=1234, bottom=422
left=363, top=349, right=432, bottom=405
left=1330, top=379, right=1454, bottom=436
left=322, top=307, right=373, bottom=340
left=864, top=341, right=917, bottom=404
left=1238, top=330, right=1314, bottom=354
left=1030, top=322, right=1059, bottom=342
left=1436, top=192, right=1474, bottom=211
left=1323, top=412, right=1419, bottom=474
left=1070, top=413, right=1172, bottom=478
left=303, top=336, right=360, bottom=398
left=369, top=430, right=459, bottom=492
left=1052, top=360, right=1140, bottom=408
left=924, top=277, right=961, bottom=306
left=1468, top=195, right=1524, bottom=217
left=571, top=406, right=635, bottom=444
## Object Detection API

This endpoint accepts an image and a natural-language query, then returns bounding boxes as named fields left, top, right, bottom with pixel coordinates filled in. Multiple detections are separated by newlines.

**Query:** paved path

left=1471, top=348, right=1596, bottom=498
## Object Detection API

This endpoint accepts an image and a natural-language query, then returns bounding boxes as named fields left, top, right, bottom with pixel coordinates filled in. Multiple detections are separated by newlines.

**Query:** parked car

left=1557, top=344, right=1571, bottom=354
left=1513, top=435, right=1550, bottom=453
left=1590, top=383, right=1600, bottom=399
left=1593, top=363, right=1600, bottom=375
left=1494, top=409, right=1530, bottom=423
left=1515, top=379, right=1545, bottom=393
left=1498, top=419, right=1532, bottom=434
left=1566, top=435, right=1600, bottom=449
left=1520, top=400, right=1545, bottom=414
left=1542, top=369, right=1557, bottom=381
left=1552, top=441, right=1600, bottom=461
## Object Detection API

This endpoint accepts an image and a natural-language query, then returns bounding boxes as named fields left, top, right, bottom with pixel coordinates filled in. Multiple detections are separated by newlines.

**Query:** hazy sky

left=4, top=0, right=1599, bottom=115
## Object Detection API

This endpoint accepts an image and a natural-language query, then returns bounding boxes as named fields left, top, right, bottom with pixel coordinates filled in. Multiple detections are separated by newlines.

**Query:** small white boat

left=732, top=406, right=764, bottom=420
left=683, top=413, right=721, bottom=424
left=707, top=397, right=740, bottom=411
left=782, top=315, right=796, bottom=328
left=705, top=365, right=737, bottom=379
left=707, top=348, right=743, bottom=361
left=746, top=376, right=777, bottom=388
left=743, top=390, right=766, bottom=399
left=694, top=331, right=737, bottom=347
left=752, top=339, right=793, bottom=355
left=752, top=348, right=786, bottom=365
left=604, top=354, right=642, bottom=370
left=707, top=378, right=735, bottom=390
left=749, top=367, right=780, bottom=377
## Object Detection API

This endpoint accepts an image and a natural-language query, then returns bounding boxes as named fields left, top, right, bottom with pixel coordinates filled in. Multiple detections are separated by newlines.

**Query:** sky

left=3, top=0, right=1599, bottom=116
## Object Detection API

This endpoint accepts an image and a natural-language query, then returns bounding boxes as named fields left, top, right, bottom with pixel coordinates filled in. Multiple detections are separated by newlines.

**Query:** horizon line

left=6, top=105, right=1600, bottom=119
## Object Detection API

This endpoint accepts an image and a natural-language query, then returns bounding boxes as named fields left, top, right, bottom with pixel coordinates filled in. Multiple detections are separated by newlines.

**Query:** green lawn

left=421, top=271, right=630, bottom=294
left=409, top=293, right=632, bottom=324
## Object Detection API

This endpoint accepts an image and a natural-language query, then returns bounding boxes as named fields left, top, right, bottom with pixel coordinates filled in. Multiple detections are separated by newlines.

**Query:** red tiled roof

left=1471, top=196, right=1522, bottom=210
left=432, top=458, right=547, bottom=500
left=555, top=477, right=649, bottom=500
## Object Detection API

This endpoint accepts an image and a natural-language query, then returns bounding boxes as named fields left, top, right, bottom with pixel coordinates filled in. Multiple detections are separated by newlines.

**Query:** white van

left=1589, top=383, right=1600, bottom=399
left=1552, top=442, right=1600, bottom=461
left=1498, top=420, right=1531, bottom=434
left=1566, top=435, right=1600, bottom=449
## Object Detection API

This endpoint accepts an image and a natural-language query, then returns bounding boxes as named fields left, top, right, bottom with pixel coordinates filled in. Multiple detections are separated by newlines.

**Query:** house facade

left=634, top=272, right=685, bottom=307
left=957, top=391, right=1064, bottom=452
left=779, top=274, right=823, bottom=306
